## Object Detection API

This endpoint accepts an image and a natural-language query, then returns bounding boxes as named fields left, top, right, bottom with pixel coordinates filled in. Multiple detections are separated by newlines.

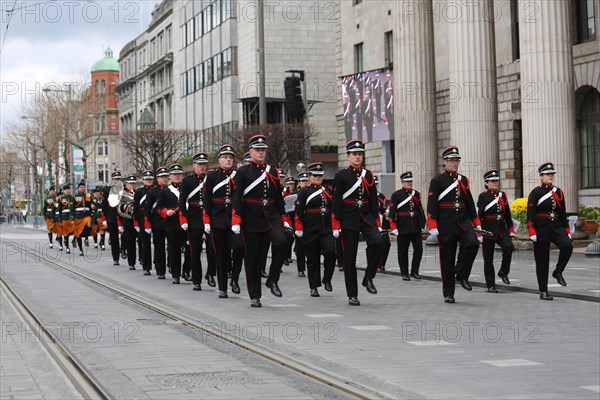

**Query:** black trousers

left=187, top=227, right=204, bottom=285
left=166, top=230, right=190, bottom=279
left=380, top=232, right=391, bottom=267
left=336, top=236, right=344, bottom=268
left=533, top=234, right=573, bottom=292
left=152, top=228, right=167, bottom=276
left=340, top=222, right=383, bottom=298
left=212, top=228, right=244, bottom=292
left=296, top=235, right=306, bottom=272
left=139, top=229, right=152, bottom=271
left=437, top=229, right=479, bottom=298
left=397, top=234, right=423, bottom=276
left=482, top=235, right=514, bottom=287
left=107, top=222, right=120, bottom=262
left=123, top=225, right=137, bottom=267
left=303, top=234, right=336, bottom=289
left=242, top=227, right=287, bottom=300
left=231, top=233, right=244, bottom=283
left=205, top=233, right=216, bottom=277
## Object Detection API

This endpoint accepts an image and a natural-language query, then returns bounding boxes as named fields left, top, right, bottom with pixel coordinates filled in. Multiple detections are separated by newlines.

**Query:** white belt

left=62, top=210, right=71, bottom=213
left=75, top=207, right=85, bottom=211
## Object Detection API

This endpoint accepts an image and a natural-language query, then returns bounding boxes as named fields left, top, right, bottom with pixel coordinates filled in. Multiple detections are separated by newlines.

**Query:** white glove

left=478, top=235, right=483, bottom=243
left=181, top=223, right=188, bottom=231
left=475, top=225, right=482, bottom=232
left=283, top=221, right=292, bottom=230
left=530, top=235, right=537, bottom=242
left=204, top=223, right=211, bottom=234
left=429, top=228, right=439, bottom=236
left=145, top=228, right=152, bottom=235
left=509, top=233, right=515, bottom=238
left=166, top=209, right=175, bottom=217
left=232, top=224, right=241, bottom=235
left=118, top=226, right=124, bottom=233
left=332, top=229, right=340, bottom=238
left=134, top=226, right=140, bottom=233
left=295, top=230, right=303, bottom=238
left=391, top=229, right=398, bottom=236
left=378, top=227, right=383, bottom=232
left=102, top=220, right=107, bottom=227
left=568, top=234, right=572, bottom=240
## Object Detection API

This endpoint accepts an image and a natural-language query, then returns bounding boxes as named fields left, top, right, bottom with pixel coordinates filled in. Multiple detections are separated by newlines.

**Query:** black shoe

left=487, top=286, right=498, bottom=293
left=284, top=259, right=290, bottom=266
left=459, top=279, right=472, bottom=291
left=182, top=273, right=192, bottom=282
left=59, top=246, right=63, bottom=251
left=172, top=277, right=180, bottom=284
left=205, top=274, right=216, bottom=287
left=540, top=291, right=553, bottom=300
left=410, top=272, right=421, bottom=280
left=219, top=291, right=228, bottom=298
left=310, top=288, right=320, bottom=297
left=348, top=297, right=360, bottom=306
left=227, top=271, right=232, bottom=278
left=444, top=296, right=456, bottom=303
left=497, top=272, right=510, bottom=284
left=113, top=261, right=120, bottom=266
left=552, top=271, right=567, bottom=286
left=79, top=251, right=84, bottom=256
left=100, top=244, right=105, bottom=250
left=362, top=277, right=377, bottom=294
left=323, top=281, right=332, bottom=292
left=193, top=284, right=202, bottom=291
left=143, top=270, right=151, bottom=276
left=261, top=270, right=269, bottom=278
left=266, top=280, right=282, bottom=297
left=379, top=265, right=386, bottom=274
left=158, top=275, right=166, bottom=280
left=402, top=275, right=411, bottom=281
left=129, top=266, right=136, bottom=270
left=231, top=281, right=240, bottom=294
left=66, top=248, right=71, bottom=254
left=49, top=243, right=54, bottom=249
left=251, top=298, right=262, bottom=308
left=298, top=271, right=305, bottom=277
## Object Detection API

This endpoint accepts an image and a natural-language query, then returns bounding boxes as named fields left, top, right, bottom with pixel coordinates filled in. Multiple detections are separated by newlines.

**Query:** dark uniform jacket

left=477, top=190, right=514, bottom=240
left=295, top=184, right=333, bottom=239
left=156, top=183, right=183, bottom=232
left=332, top=166, right=380, bottom=231
left=526, top=184, right=570, bottom=242
left=204, top=168, right=236, bottom=230
left=179, top=173, right=205, bottom=230
left=44, top=196, right=57, bottom=220
left=427, top=170, right=481, bottom=234
left=133, top=186, right=152, bottom=229
left=74, top=192, right=93, bottom=219
left=232, top=162, right=287, bottom=232
left=101, top=186, right=118, bottom=223
left=144, top=186, right=166, bottom=231
left=389, top=189, right=425, bottom=235
left=377, top=192, right=391, bottom=230
left=58, top=195, right=75, bottom=221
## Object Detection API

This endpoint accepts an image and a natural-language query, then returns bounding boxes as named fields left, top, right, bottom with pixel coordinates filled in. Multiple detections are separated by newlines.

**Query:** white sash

left=187, top=181, right=203, bottom=202
left=213, top=171, right=236, bottom=193
left=342, top=169, right=367, bottom=200
left=168, top=185, right=180, bottom=200
left=484, top=197, right=499, bottom=212
left=538, top=187, right=557, bottom=206
left=396, top=190, right=415, bottom=209
left=306, top=188, right=323, bottom=206
left=139, top=194, right=147, bottom=206
left=243, top=165, right=271, bottom=196
left=438, top=175, right=462, bottom=201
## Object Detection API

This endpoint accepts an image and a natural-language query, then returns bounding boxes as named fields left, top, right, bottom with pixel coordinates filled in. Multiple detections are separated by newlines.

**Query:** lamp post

left=43, top=84, right=74, bottom=186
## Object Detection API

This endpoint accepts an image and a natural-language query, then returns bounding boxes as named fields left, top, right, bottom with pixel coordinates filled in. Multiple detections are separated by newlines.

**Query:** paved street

left=1, top=224, right=599, bottom=399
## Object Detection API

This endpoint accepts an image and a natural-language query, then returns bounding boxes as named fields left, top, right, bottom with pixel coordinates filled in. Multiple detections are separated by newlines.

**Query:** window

left=194, top=14, right=201, bottom=39
left=97, top=164, right=108, bottom=183
left=166, top=26, right=172, bottom=51
left=180, top=24, right=186, bottom=49
left=223, top=48, right=232, bottom=77
left=158, top=33, right=163, bottom=57
left=151, top=38, right=156, bottom=62
left=384, top=31, right=393, bottom=68
left=180, top=72, right=187, bottom=97
left=187, top=18, right=195, bottom=45
left=206, top=58, right=213, bottom=85
left=213, top=0, right=222, bottom=28
left=576, top=0, right=596, bottom=44
left=215, top=53, right=223, bottom=82
left=580, top=89, right=600, bottom=189
left=354, top=43, right=363, bottom=73
left=203, top=6, right=212, bottom=34
left=223, top=0, right=233, bottom=22
left=97, top=140, right=109, bottom=156
left=188, top=68, right=195, bottom=94
left=510, top=0, right=520, bottom=61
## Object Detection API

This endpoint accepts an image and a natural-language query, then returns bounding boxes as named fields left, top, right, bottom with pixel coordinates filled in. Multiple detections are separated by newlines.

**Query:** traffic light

left=284, top=77, right=306, bottom=122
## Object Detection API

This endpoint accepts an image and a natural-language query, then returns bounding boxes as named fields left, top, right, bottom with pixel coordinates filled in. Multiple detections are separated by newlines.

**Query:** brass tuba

left=108, top=181, right=135, bottom=219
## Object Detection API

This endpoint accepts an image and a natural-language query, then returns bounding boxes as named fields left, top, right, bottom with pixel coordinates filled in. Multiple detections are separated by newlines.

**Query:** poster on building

left=341, top=68, right=394, bottom=143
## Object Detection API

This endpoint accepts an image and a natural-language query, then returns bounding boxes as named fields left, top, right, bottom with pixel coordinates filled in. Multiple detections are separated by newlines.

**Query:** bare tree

left=120, top=129, right=190, bottom=173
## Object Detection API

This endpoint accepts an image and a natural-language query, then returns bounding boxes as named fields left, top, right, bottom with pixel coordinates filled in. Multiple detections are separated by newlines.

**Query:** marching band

left=42, top=139, right=572, bottom=305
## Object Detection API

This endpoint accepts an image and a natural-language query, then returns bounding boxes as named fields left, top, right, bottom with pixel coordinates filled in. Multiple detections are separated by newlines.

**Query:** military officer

left=477, top=169, right=515, bottom=292
left=102, top=171, right=122, bottom=265
left=374, top=175, right=391, bottom=274
left=389, top=171, right=425, bottom=280
left=527, top=162, right=573, bottom=300
left=134, top=170, right=154, bottom=275
left=232, top=134, right=290, bottom=307
left=295, top=162, right=336, bottom=297
left=44, top=186, right=57, bottom=248
left=427, top=146, right=481, bottom=303
left=283, top=176, right=298, bottom=270
left=144, top=166, right=170, bottom=279
left=179, top=152, right=208, bottom=290
left=332, top=139, right=384, bottom=306
left=118, top=174, right=138, bottom=270
left=58, top=184, right=75, bottom=254
left=295, top=171, right=310, bottom=276
left=363, top=89, right=374, bottom=142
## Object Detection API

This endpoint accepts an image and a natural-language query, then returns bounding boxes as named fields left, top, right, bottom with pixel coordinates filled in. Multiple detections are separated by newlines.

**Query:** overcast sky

left=0, top=0, right=157, bottom=138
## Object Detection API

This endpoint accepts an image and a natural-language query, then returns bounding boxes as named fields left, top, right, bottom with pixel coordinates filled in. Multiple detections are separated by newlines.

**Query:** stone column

left=394, top=0, right=437, bottom=196
left=448, top=0, right=499, bottom=193
left=519, top=0, right=577, bottom=211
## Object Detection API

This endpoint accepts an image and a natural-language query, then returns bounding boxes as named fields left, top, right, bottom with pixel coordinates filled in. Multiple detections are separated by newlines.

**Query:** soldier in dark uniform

left=283, top=176, right=298, bottom=269
left=92, top=188, right=106, bottom=250
left=372, top=73, right=382, bottom=122
left=384, top=86, right=394, bottom=138
left=477, top=169, right=515, bottom=292
left=102, top=171, right=122, bottom=265
left=332, top=139, right=384, bottom=306
left=354, top=90, right=363, bottom=141
left=134, top=170, right=154, bottom=275
left=58, top=184, right=75, bottom=254
left=204, top=144, right=243, bottom=298
left=343, top=91, right=354, bottom=142
left=179, top=152, right=208, bottom=290
left=389, top=171, right=425, bottom=280
left=144, top=167, right=170, bottom=279
left=427, top=146, right=482, bottom=303
left=117, top=174, right=138, bottom=270
left=527, top=162, right=572, bottom=300
left=44, top=186, right=57, bottom=248
left=157, top=164, right=190, bottom=284
left=232, top=134, right=290, bottom=307
left=374, top=175, right=391, bottom=273
left=363, top=89, right=374, bottom=143
left=295, top=172, right=310, bottom=277
left=295, top=162, right=336, bottom=297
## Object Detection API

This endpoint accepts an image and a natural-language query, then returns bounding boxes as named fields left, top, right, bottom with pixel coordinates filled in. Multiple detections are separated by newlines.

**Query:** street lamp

left=43, top=84, right=74, bottom=186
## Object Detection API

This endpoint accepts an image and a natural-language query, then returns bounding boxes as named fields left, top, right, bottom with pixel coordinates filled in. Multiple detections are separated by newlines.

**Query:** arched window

left=580, top=89, right=600, bottom=189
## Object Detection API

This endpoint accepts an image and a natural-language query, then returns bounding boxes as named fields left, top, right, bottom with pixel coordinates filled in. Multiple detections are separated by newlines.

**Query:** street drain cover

left=148, top=371, right=260, bottom=388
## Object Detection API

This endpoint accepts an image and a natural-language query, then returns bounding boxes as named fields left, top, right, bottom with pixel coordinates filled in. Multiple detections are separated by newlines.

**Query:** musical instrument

left=108, top=181, right=135, bottom=219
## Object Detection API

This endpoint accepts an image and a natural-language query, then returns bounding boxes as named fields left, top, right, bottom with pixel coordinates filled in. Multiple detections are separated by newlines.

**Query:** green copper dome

left=91, top=48, right=120, bottom=73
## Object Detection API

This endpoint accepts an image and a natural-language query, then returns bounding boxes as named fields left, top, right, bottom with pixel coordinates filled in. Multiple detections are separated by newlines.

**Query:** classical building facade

left=336, top=0, right=599, bottom=209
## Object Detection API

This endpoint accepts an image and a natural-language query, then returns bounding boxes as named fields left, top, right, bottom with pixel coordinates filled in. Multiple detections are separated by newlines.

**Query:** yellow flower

left=510, top=198, right=528, bottom=212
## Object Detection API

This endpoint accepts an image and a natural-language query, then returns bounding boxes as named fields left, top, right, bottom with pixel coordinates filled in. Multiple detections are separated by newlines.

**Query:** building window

left=354, top=42, right=363, bottom=73
left=203, top=5, right=212, bottom=34
left=575, top=0, right=596, bottom=44
left=166, top=25, right=172, bottom=51
left=180, top=24, right=186, bottom=49
left=187, top=18, right=195, bottom=45
left=98, top=164, right=109, bottom=183
left=180, top=72, right=187, bottom=97
left=206, top=58, right=214, bottom=85
left=580, top=89, right=600, bottom=189
left=510, top=0, right=520, bottom=61
left=214, top=53, right=223, bottom=81
left=213, top=0, right=222, bottom=28
left=384, top=31, right=393, bottom=68
left=97, top=140, right=109, bottom=156
left=223, top=48, right=232, bottom=77
left=195, top=64, right=202, bottom=90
